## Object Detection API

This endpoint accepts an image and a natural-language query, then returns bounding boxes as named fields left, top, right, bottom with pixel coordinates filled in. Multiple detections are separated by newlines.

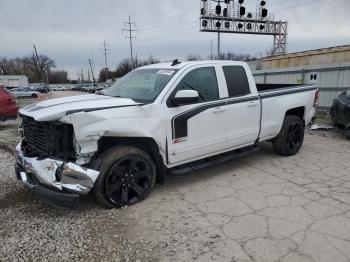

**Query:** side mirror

left=171, top=90, right=200, bottom=106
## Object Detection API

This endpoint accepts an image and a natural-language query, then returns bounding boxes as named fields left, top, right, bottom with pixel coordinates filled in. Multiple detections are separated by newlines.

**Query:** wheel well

left=285, top=107, right=305, bottom=123
left=98, top=137, right=166, bottom=185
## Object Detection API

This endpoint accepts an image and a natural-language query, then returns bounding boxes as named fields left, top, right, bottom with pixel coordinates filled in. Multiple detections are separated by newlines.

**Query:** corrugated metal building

left=248, top=45, right=350, bottom=110
left=0, top=75, right=29, bottom=87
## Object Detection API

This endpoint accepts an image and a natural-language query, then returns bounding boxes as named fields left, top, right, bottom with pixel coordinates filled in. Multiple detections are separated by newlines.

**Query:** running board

left=168, top=145, right=260, bottom=176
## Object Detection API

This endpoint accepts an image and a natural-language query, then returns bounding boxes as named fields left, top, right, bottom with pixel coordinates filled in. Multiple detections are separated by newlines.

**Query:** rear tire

left=93, top=146, right=156, bottom=209
left=31, top=93, right=38, bottom=98
left=272, top=115, right=305, bottom=156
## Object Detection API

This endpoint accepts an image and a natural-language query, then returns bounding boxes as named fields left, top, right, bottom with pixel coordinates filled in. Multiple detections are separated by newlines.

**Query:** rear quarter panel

left=259, top=88, right=317, bottom=140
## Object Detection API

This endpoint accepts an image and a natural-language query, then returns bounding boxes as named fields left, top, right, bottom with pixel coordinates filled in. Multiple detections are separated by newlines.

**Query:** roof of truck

left=140, top=60, right=247, bottom=70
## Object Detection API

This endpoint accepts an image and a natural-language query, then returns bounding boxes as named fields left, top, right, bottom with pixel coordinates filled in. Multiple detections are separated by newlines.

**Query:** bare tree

left=99, top=56, right=161, bottom=81
left=186, top=54, right=202, bottom=61
left=0, top=57, right=14, bottom=75
left=0, top=54, right=56, bottom=83
left=48, top=70, right=69, bottom=84
left=23, top=54, right=55, bottom=83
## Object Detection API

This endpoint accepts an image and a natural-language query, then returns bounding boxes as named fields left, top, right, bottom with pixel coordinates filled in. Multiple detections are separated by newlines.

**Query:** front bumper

left=15, top=143, right=99, bottom=207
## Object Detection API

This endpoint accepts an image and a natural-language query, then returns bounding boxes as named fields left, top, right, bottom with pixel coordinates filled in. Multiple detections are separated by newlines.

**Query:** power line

left=138, top=1, right=196, bottom=28
left=123, top=16, right=138, bottom=68
left=271, top=0, right=325, bottom=12
left=0, top=2, right=30, bottom=46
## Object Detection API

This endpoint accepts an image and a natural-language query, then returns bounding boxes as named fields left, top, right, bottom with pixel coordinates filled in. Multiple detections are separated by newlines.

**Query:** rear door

left=166, top=65, right=227, bottom=164
left=222, top=66, right=260, bottom=148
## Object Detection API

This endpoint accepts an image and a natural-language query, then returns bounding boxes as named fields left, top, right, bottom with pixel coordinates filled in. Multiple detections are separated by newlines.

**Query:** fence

left=252, top=62, right=350, bottom=110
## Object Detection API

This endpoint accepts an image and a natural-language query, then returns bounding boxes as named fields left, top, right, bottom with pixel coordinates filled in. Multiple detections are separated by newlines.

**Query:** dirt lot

left=1, top=92, right=350, bottom=262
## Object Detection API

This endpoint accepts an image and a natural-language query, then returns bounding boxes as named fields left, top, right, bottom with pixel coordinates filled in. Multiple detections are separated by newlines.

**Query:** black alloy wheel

left=105, top=155, right=153, bottom=206
left=272, top=115, right=305, bottom=156
left=286, top=121, right=303, bottom=151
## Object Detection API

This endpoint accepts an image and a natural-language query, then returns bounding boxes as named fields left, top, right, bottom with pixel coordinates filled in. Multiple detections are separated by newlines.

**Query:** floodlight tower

left=200, top=0, right=288, bottom=56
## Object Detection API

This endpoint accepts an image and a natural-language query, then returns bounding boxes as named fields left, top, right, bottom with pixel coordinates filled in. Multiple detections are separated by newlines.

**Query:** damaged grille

left=21, top=115, right=76, bottom=160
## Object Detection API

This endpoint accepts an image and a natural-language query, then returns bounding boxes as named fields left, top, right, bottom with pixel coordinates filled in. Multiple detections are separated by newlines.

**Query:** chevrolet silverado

left=15, top=60, right=319, bottom=208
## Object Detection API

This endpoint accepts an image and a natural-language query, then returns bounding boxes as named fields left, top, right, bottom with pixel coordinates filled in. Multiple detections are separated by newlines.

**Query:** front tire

left=272, top=115, right=305, bottom=156
left=94, top=146, right=156, bottom=208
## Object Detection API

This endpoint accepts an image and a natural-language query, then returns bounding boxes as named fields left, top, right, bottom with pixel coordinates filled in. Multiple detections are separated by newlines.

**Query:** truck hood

left=19, top=94, right=141, bottom=121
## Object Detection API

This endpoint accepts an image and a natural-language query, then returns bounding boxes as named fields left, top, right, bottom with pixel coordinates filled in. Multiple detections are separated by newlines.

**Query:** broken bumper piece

left=15, top=143, right=99, bottom=207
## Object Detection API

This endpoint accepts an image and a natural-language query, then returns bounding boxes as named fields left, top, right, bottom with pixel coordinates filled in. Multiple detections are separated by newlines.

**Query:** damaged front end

left=15, top=115, right=100, bottom=208
left=15, top=144, right=99, bottom=208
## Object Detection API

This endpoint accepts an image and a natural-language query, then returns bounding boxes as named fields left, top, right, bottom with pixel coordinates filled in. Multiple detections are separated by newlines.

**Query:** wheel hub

left=121, top=172, right=135, bottom=187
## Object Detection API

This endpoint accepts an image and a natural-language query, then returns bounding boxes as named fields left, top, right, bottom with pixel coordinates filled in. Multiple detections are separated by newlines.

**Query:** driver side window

left=175, top=67, right=219, bottom=103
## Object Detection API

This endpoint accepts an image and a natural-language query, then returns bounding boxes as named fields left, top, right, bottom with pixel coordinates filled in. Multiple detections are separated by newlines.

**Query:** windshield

left=103, top=68, right=178, bottom=103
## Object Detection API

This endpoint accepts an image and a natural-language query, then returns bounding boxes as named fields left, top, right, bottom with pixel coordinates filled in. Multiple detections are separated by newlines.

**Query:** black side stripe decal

left=171, top=86, right=318, bottom=140
left=172, top=96, right=259, bottom=139
left=260, top=86, right=318, bottom=99
left=172, top=101, right=226, bottom=139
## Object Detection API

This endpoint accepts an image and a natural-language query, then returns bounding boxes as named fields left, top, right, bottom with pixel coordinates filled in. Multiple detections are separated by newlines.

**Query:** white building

left=0, top=75, right=29, bottom=87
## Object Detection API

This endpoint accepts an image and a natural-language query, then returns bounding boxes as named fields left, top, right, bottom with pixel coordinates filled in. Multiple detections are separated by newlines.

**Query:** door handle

left=212, top=107, right=225, bottom=113
left=247, top=102, right=258, bottom=108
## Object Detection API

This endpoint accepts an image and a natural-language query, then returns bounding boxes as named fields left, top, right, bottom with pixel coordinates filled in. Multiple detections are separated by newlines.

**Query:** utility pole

left=87, top=70, right=91, bottom=83
left=81, top=69, right=84, bottom=83
left=123, top=16, right=138, bottom=68
left=217, top=32, right=221, bottom=59
left=77, top=70, right=80, bottom=83
left=101, top=40, right=110, bottom=82
left=33, top=44, right=46, bottom=85
left=217, top=0, right=221, bottom=59
left=88, top=58, right=96, bottom=84
left=210, top=40, right=214, bottom=60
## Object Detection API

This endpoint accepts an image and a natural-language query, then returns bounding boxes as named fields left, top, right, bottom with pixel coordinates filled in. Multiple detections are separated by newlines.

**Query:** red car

left=0, top=85, right=18, bottom=121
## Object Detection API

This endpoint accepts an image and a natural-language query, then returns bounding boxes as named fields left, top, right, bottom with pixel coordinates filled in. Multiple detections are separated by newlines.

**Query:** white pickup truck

left=15, top=61, right=319, bottom=208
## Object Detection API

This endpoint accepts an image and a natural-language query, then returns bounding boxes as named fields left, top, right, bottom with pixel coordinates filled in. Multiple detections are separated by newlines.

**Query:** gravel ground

left=1, top=93, right=350, bottom=261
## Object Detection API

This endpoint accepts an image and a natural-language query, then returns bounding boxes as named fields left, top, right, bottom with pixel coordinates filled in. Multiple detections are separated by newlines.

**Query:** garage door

left=8, top=79, right=20, bottom=87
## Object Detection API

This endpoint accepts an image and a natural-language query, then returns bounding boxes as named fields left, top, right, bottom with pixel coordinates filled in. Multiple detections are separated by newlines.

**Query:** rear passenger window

left=222, top=66, right=250, bottom=97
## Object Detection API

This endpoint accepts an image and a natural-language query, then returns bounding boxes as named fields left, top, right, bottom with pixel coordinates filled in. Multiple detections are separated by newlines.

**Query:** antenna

left=171, top=59, right=181, bottom=66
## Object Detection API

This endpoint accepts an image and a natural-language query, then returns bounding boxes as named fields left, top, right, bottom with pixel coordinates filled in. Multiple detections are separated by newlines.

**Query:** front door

left=166, top=66, right=227, bottom=165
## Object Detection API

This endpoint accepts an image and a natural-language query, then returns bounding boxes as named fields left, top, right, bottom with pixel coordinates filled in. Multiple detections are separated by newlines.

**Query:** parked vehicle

left=51, top=86, right=66, bottom=91
left=15, top=61, right=318, bottom=208
left=9, top=87, right=40, bottom=98
left=30, top=85, right=49, bottom=93
left=331, top=89, right=350, bottom=138
left=81, top=84, right=105, bottom=93
left=0, top=85, right=18, bottom=121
